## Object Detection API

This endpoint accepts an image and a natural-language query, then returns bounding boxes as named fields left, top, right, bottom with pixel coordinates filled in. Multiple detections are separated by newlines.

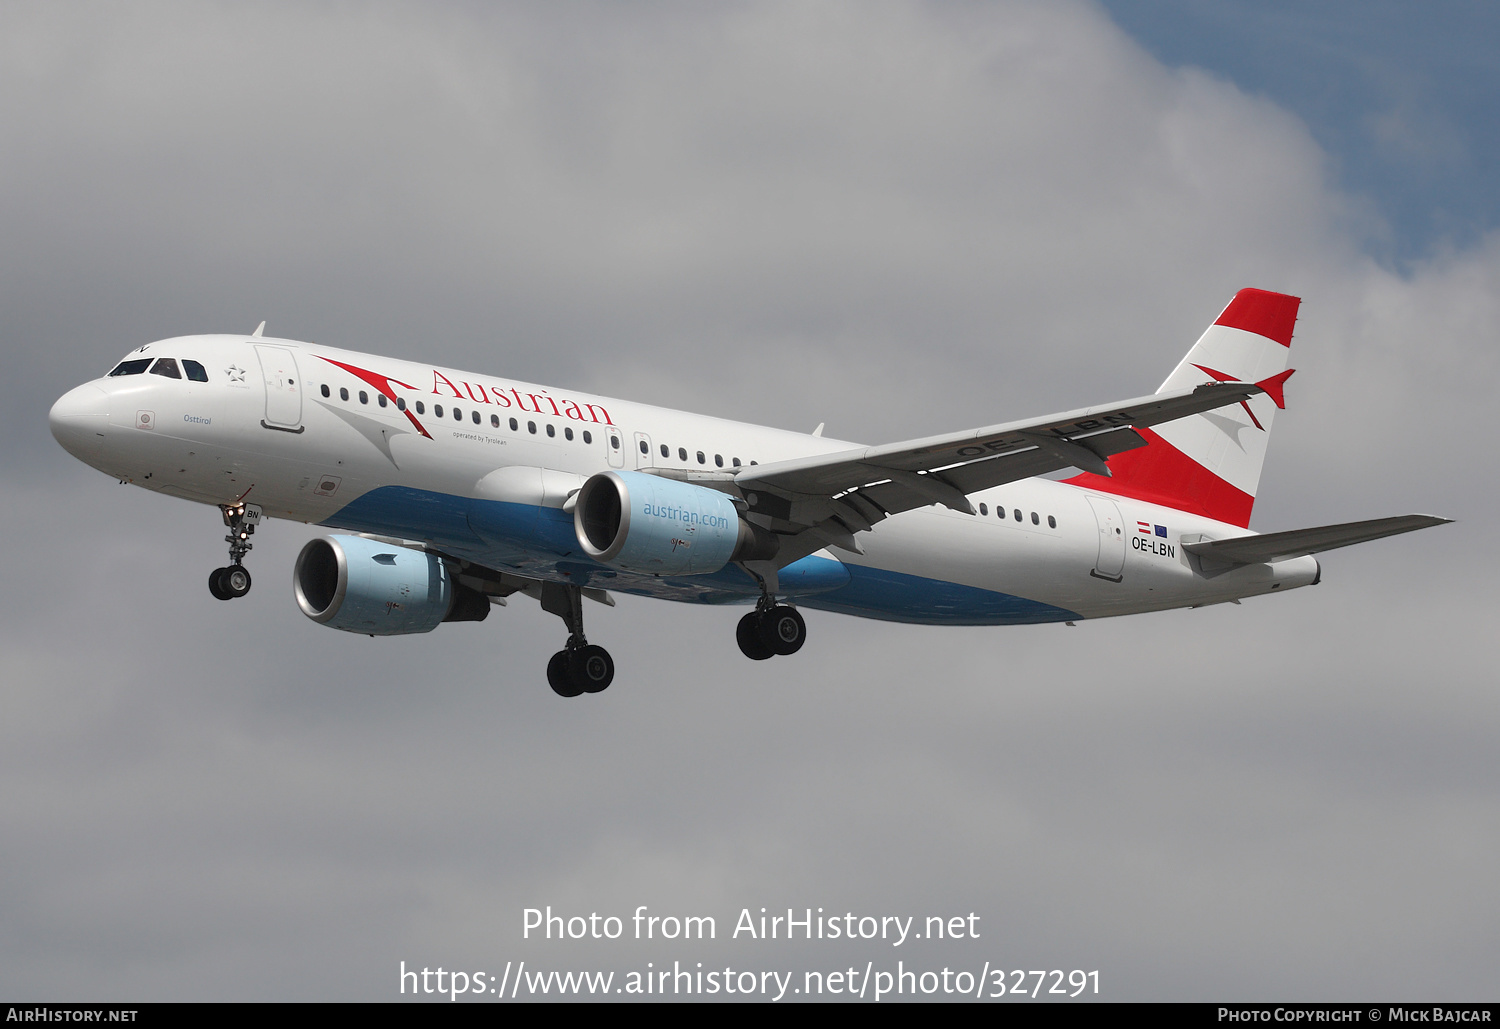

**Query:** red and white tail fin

left=1063, top=288, right=1299, bottom=527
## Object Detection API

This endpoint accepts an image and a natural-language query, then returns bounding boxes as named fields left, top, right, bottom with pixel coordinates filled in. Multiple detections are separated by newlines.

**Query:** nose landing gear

left=209, top=564, right=252, bottom=600
left=209, top=502, right=261, bottom=601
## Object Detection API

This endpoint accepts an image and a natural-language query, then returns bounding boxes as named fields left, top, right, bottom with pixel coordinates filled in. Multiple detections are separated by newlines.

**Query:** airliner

left=49, top=289, right=1448, bottom=697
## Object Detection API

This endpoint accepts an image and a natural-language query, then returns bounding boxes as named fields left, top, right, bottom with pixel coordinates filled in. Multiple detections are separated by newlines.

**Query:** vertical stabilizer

left=1063, top=288, right=1299, bottom=527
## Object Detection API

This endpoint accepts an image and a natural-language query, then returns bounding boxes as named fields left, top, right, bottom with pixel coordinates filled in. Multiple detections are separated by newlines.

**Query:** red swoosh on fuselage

left=317, top=357, right=432, bottom=438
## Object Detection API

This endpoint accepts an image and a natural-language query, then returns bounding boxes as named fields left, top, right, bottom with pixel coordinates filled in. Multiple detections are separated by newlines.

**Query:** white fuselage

left=50, top=334, right=1319, bottom=625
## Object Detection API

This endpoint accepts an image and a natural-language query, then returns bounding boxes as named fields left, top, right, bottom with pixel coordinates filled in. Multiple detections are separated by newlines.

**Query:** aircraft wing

left=1180, top=515, right=1453, bottom=565
left=731, top=380, right=1266, bottom=539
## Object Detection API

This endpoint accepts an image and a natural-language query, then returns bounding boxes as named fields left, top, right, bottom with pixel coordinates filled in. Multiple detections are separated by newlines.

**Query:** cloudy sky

left=3, top=1, right=1494, bottom=1002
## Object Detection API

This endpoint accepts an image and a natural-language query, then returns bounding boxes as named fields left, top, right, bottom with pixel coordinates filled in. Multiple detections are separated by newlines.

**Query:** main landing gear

left=208, top=502, right=261, bottom=601
left=539, top=581, right=614, bottom=698
left=736, top=598, right=807, bottom=661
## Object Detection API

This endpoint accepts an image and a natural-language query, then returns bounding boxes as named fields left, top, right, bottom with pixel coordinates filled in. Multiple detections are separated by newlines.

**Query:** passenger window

left=491, top=414, right=500, bottom=428
left=583, top=430, right=592, bottom=444
left=696, top=451, right=705, bottom=464
left=640, top=440, right=648, bottom=454
left=715, top=454, right=723, bottom=467
left=565, top=427, right=574, bottom=441
left=435, top=404, right=444, bottom=417
left=678, top=447, right=687, bottom=461
left=1031, top=511, right=1039, bottom=525
left=415, top=401, right=425, bottom=414
left=611, top=434, right=620, bottom=450
left=509, top=417, right=518, bottom=431
left=546, top=423, right=555, bottom=437
left=979, top=503, right=988, bottom=516
left=396, top=397, right=406, bottom=411
left=340, top=387, right=350, bottom=401
left=473, top=411, right=481, bottom=424
left=732, top=458, right=741, bottom=468
left=528, top=421, right=536, bottom=434
left=149, top=358, right=181, bottom=379
left=1048, top=515, right=1057, bottom=528
left=359, top=390, right=368, bottom=404
left=320, top=384, right=331, bottom=398
left=1014, top=509, right=1022, bottom=522
left=453, top=407, right=462, bottom=420
left=660, top=444, right=669, bottom=458
left=109, top=358, right=152, bottom=376
left=183, top=360, right=209, bottom=382
left=378, top=394, right=387, bottom=408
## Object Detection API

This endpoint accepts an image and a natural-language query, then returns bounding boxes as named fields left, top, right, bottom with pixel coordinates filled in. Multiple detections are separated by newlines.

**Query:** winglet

left=252, top=321, right=266, bottom=337
left=1255, top=368, right=1295, bottom=409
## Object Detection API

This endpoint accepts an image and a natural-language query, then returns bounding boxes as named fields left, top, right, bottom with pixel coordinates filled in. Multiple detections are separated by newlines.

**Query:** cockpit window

left=109, top=359, right=152, bottom=376
left=149, top=358, right=181, bottom=379
left=183, top=359, right=209, bottom=382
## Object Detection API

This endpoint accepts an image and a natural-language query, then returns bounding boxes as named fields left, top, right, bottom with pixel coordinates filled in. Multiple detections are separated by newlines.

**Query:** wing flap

left=1181, top=515, right=1452, bottom=565
left=835, top=428, right=1148, bottom=521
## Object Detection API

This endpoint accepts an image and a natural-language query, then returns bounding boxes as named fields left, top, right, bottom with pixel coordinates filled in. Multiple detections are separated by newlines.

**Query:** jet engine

left=293, top=535, right=489, bottom=635
left=574, top=470, right=777, bottom=576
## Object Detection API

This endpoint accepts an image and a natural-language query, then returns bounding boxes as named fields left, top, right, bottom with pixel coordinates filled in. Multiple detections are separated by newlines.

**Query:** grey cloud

left=2, top=0, right=1492, bottom=1001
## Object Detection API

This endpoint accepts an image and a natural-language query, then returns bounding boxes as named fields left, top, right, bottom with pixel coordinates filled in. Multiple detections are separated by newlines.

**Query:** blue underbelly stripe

left=322, top=485, right=1076, bottom=624
left=323, top=484, right=483, bottom=544
left=799, top=560, right=1079, bottom=625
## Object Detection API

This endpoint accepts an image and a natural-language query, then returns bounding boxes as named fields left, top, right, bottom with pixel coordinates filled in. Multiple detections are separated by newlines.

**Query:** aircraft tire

left=761, top=605, right=806, bottom=656
left=223, top=565, right=252, bottom=598
left=736, top=612, right=774, bottom=661
left=571, top=645, right=614, bottom=693
left=548, top=651, right=584, bottom=698
left=208, top=568, right=232, bottom=601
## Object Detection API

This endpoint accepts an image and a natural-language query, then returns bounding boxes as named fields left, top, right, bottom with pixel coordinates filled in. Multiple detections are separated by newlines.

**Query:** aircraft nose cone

left=49, top=383, right=111, bottom=460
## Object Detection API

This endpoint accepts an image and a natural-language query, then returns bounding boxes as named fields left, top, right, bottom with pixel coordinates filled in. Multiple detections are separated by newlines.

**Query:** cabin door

left=1086, top=495, right=1125, bottom=582
left=254, top=345, right=304, bottom=432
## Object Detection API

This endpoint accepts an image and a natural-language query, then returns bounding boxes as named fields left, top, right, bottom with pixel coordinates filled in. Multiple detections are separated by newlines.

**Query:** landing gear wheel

left=539, top=583, right=616, bottom=698
left=222, top=565, right=252, bottom=598
left=547, top=651, right=584, bottom=698
left=760, top=604, right=806, bottom=656
left=570, top=645, right=615, bottom=693
left=212, top=503, right=261, bottom=602
left=737, top=612, right=774, bottom=661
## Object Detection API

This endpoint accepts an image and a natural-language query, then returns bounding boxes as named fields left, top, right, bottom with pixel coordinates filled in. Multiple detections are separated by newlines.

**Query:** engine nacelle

left=293, top=535, right=489, bottom=635
left=575, top=470, right=777, bottom=576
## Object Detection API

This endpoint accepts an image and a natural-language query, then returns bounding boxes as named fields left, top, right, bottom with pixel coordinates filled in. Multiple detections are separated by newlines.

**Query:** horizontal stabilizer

left=1182, top=514, right=1452, bottom=565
